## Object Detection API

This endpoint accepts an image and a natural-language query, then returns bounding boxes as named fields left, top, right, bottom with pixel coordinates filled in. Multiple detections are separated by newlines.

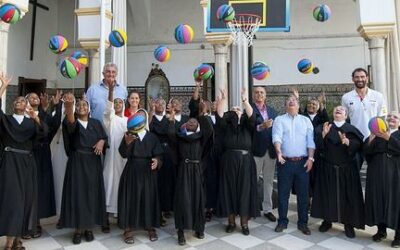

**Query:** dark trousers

left=277, top=158, right=309, bottom=227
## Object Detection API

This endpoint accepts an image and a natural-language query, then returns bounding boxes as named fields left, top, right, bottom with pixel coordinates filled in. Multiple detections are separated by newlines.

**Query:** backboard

left=207, top=0, right=290, bottom=32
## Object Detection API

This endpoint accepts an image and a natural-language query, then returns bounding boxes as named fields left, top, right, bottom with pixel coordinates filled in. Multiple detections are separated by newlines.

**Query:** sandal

left=123, top=231, right=134, bottom=244
left=148, top=229, right=158, bottom=242
left=32, top=225, right=42, bottom=238
left=12, top=239, right=25, bottom=250
left=3, top=246, right=13, bottom=250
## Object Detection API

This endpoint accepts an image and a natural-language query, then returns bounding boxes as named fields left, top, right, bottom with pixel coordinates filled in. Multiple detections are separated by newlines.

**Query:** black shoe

left=177, top=230, right=186, bottom=246
left=72, top=232, right=82, bottom=244
left=226, top=223, right=236, bottom=233
left=274, top=224, right=287, bottom=233
left=56, top=221, right=63, bottom=229
left=319, top=221, right=332, bottom=233
left=392, top=238, right=400, bottom=248
left=264, top=212, right=277, bottom=222
left=102, top=225, right=110, bottom=233
left=195, top=231, right=205, bottom=239
left=160, top=216, right=167, bottom=227
left=372, top=230, right=387, bottom=242
left=84, top=230, right=94, bottom=242
left=344, top=225, right=355, bottom=238
left=241, top=225, right=250, bottom=236
left=298, top=225, right=311, bottom=235
left=205, top=211, right=213, bottom=222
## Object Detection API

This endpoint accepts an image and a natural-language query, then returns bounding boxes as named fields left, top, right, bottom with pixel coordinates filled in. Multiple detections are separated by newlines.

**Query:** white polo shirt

left=341, top=88, right=387, bottom=140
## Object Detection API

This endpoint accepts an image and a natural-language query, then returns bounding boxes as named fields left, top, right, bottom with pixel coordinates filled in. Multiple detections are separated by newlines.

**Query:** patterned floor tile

left=269, top=234, right=314, bottom=250
left=64, top=241, right=109, bottom=250
left=317, top=237, right=364, bottom=250
left=196, top=239, right=241, bottom=250
left=22, top=237, right=62, bottom=250
left=220, top=233, right=265, bottom=249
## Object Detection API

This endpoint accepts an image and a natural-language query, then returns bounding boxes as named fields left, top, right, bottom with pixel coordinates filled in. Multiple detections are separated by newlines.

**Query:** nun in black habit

left=364, top=111, right=400, bottom=248
left=168, top=102, right=213, bottom=245
left=215, top=89, right=259, bottom=236
left=118, top=109, right=163, bottom=244
left=23, top=91, right=62, bottom=238
left=0, top=73, right=48, bottom=250
left=311, top=106, right=365, bottom=238
left=59, top=93, right=108, bottom=245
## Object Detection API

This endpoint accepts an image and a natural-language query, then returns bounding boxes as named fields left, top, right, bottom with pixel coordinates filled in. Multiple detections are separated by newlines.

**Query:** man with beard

left=341, top=68, right=387, bottom=140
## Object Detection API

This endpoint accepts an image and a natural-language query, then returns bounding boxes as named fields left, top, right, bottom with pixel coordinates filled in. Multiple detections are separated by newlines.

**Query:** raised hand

left=291, top=87, right=299, bottom=100
left=241, top=87, right=247, bottom=102
left=0, top=72, right=12, bottom=96
left=52, top=90, right=62, bottom=105
left=124, top=133, right=137, bottom=145
left=375, top=130, right=391, bottom=141
left=63, top=92, right=75, bottom=108
left=318, top=91, right=326, bottom=110
left=322, top=122, right=331, bottom=138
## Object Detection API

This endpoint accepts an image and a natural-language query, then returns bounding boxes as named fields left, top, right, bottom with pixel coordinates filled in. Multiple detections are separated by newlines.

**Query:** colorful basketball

left=49, top=35, right=68, bottom=54
left=368, top=116, right=388, bottom=135
left=59, top=57, right=81, bottom=79
left=193, top=64, right=214, bottom=81
left=109, top=29, right=127, bottom=47
left=313, top=4, right=331, bottom=22
left=251, top=62, right=270, bottom=80
left=216, top=4, right=235, bottom=22
left=174, top=24, right=194, bottom=44
left=70, top=51, right=89, bottom=67
left=154, top=46, right=171, bottom=62
left=0, top=4, right=21, bottom=24
left=127, top=112, right=146, bottom=134
left=297, top=58, right=314, bottom=74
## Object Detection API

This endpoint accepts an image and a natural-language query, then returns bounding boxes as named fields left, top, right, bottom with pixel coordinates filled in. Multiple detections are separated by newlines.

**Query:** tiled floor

left=1, top=165, right=396, bottom=250
left=0, top=206, right=396, bottom=250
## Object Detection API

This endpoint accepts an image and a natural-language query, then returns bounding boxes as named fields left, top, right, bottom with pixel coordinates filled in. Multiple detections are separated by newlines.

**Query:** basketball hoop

left=227, top=14, right=261, bottom=47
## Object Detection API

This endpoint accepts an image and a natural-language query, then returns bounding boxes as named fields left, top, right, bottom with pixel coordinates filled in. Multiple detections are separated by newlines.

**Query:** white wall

left=125, top=0, right=369, bottom=86
left=5, top=0, right=370, bottom=88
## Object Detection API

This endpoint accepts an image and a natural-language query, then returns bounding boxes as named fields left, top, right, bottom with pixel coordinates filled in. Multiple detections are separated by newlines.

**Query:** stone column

left=0, top=23, right=10, bottom=110
left=111, top=0, right=127, bottom=86
left=358, top=24, right=394, bottom=102
left=368, top=37, right=388, bottom=99
left=88, top=49, right=100, bottom=85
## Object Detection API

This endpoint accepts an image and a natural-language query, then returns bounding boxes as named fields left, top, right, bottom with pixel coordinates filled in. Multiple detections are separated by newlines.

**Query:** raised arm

left=241, top=88, right=253, bottom=118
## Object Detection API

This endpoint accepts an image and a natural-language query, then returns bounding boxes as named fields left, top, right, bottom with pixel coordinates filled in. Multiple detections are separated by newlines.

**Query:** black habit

left=216, top=111, right=259, bottom=218
left=364, top=130, right=400, bottom=230
left=311, top=122, right=365, bottom=229
left=118, top=131, right=163, bottom=230
left=59, top=118, right=108, bottom=229
left=35, top=104, right=61, bottom=219
left=169, top=116, right=213, bottom=232
left=0, top=102, right=48, bottom=237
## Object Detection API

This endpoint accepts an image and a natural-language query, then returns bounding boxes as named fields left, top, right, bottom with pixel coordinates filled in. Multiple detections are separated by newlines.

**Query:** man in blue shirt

left=86, top=63, right=128, bottom=122
left=272, top=94, right=316, bottom=235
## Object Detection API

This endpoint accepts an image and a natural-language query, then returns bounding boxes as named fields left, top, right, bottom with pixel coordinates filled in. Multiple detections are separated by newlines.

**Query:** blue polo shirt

left=86, top=81, right=128, bottom=123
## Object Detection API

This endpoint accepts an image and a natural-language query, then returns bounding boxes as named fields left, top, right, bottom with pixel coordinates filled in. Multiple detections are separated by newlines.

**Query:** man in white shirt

left=341, top=68, right=387, bottom=169
left=341, top=68, right=387, bottom=141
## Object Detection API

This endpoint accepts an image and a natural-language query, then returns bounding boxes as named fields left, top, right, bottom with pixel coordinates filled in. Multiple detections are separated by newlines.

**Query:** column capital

left=205, top=33, right=234, bottom=47
left=200, top=0, right=208, bottom=8
left=357, top=22, right=395, bottom=40
left=213, top=43, right=230, bottom=54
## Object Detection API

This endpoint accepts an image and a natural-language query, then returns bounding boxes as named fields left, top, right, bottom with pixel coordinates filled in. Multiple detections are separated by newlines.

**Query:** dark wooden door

left=18, top=77, right=46, bottom=96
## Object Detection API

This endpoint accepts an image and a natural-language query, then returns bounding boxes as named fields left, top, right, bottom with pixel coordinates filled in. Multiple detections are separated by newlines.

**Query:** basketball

left=368, top=116, right=388, bottom=135
left=127, top=112, right=146, bottom=134
left=49, top=35, right=68, bottom=54
left=0, top=3, right=21, bottom=24
left=193, top=64, right=214, bottom=81
left=154, top=46, right=171, bottom=62
left=251, top=62, right=270, bottom=80
left=313, top=4, right=331, bottom=22
left=59, top=57, right=81, bottom=79
left=216, top=4, right=235, bottom=22
left=109, top=29, right=127, bottom=47
left=297, top=58, right=314, bottom=74
left=174, top=24, right=194, bottom=44
left=70, top=51, right=88, bottom=67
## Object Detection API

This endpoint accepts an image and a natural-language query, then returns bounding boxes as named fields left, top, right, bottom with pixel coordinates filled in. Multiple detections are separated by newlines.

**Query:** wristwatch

left=308, top=157, right=315, bottom=162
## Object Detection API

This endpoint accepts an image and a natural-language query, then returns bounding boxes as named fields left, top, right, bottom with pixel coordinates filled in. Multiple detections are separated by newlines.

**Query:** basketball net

left=227, top=14, right=261, bottom=47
